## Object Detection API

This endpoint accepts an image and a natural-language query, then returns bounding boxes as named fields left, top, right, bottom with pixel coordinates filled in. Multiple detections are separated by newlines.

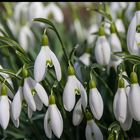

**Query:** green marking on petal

left=74, top=88, right=80, bottom=95
left=31, top=89, right=37, bottom=96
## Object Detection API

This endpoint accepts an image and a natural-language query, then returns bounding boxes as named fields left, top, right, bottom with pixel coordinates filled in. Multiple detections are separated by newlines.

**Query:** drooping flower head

left=0, top=84, right=10, bottom=130
left=128, top=71, right=140, bottom=121
left=34, top=34, right=62, bottom=82
left=95, top=25, right=111, bottom=65
left=89, top=79, right=104, bottom=120
left=113, top=78, right=127, bottom=123
left=44, top=94, right=63, bottom=138
left=63, top=65, right=87, bottom=112
left=85, top=111, right=103, bottom=140
left=127, top=11, right=140, bottom=55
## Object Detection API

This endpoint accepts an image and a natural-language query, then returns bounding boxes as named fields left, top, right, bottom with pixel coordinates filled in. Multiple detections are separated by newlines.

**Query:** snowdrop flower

left=89, top=80, right=104, bottom=120
left=18, top=24, right=35, bottom=52
left=44, top=95, right=63, bottom=138
left=107, top=23, right=123, bottom=72
left=28, top=2, right=45, bottom=23
left=95, top=26, right=111, bottom=65
left=13, top=2, right=29, bottom=25
left=113, top=78, right=127, bottom=123
left=63, top=65, right=87, bottom=112
left=127, top=11, right=140, bottom=55
left=86, top=24, right=98, bottom=45
left=0, top=85, right=10, bottom=129
left=79, top=52, right=91, bottom=66
left=22, top=68, right=48, bottom=112
left=115, top=19, right=125, bottom=33
left=109, top=24, right=122, bottom=53
left=44, top=3, right=64, bottom=23
left=34, top=34, right=62, bottom=82
left=72, top=98, right=83, bottom=126
left=0, top=65, right=14, bottom=99
left=119, top=71, right=133, bottom=131
left=85, top=111, right=103, bottom=140
left=11, top=86, right=23, bottom=120
left=9, top=100, right=19, bottom=128
left=128, top=72, right=140, bottom=121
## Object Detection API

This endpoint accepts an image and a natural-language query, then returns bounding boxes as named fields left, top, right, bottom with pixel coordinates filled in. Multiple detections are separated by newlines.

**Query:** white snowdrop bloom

left=128, top=72, right=140, bottom=121
left=34, top=34, right=62, bottom=82
left=109, top=33, right=122, bottom=53
left=85, top=112, right=103, bottom=140
left=125, top=2, right=135, bottom=21
left=12, top=86, right=23, bottom=120
left=23, top=75, right=49, bottom=112
left=0, top=85, right=10, bottom=129
left=95, top=26, right=111, bottom=65
left=44, top=3, right=64, bottom=23
left=44, top=95, right=63, bottom=138
left=18, top=24, right=35, bottom=52
left=79, top=52, right=91, bottom=66
left=104, top=22, right=111, bottom=35
left=89, top=80, right=104, bottom=120
left=86, top=24, right=98, bottom=45
left=9, top=100, right=19, bottom=128
left=127, top=11, right=140, bottom=55
left=0, top=65, right=14, bottom=99
left=120, top=72, right=132, bottom=131
left=72, top=98, right=83, bottom=126
left=13, top=2, right=29, bottom=25
left=113, top=78, right=127, bottom=123
left=28, top=2, right=45, bottom=23
left=63, top=65, right=87, bottom=112
left=115, top=19, right=125, bottom=33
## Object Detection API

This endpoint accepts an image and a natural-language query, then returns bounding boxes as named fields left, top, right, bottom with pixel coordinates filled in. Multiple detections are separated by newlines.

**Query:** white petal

left=86, top=120, right=103, bottom=140
left=63, top=76, right=76, bottom=111
left=127, top=13, right=138, bottom=55
left=34, top=47, right=47, bottom=82
left=120, top=99, right=133, bottom=131
left=79, top=83, right=87, bottom=110
left=23, top=78, right=36, bottom=111
left=89, top=88, right=104, bottom=120
left=34, top=82, right=48, bottom=107
left=28, top=107, right=33, bottom=119
left=12, top=87, right=23, bottom=120
left=44, top=109, right=52, bottom=138
left=115, top=19, right=125, bottom=33
left=79, top=53, right=90, bottom=66
left=34, top=94, right=43, bottom=111
left=9, top=100, right=19, bottom=128
left=113, top=88, right=127, bottom=123
left=49, top=49, right=62, bottom=81
left=0, top=96, right=10, bottom=129
left=72, top=99, right=83, bottom=126
left=95, top=36, right=111, bottom=65
left=109, top=33, right=122, bottom=52
left=50, top=105, right=63, bottom=138
left=128, top=83, right=140, bottom=121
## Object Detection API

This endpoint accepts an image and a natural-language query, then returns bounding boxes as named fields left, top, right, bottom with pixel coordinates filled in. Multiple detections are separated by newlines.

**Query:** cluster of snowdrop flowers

left=6, top=2, right=64, bottom=52
left=12, top=68, right=49, bottom=121
left=113, top=70, right=140, bottom=131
